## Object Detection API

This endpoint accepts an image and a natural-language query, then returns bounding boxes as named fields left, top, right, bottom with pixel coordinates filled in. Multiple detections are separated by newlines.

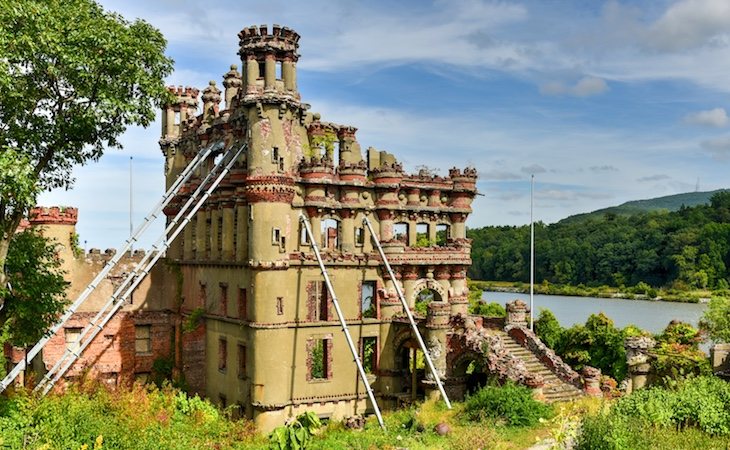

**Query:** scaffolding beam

left=362, top=216, right=452, bottom=409
left=0, top=141, right=223, bottom=394
left=299, top=213, right=386, bottom=429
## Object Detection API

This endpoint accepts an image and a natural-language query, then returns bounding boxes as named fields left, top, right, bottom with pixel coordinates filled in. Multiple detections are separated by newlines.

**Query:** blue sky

left=39, top=0, right=730, bottom=249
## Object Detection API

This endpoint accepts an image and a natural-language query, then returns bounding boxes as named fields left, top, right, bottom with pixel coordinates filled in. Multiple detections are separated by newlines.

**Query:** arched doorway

left=450, top=352, right=489, bottom=397
left=409, top=278, right=449, bottom=315
left=393, top=332, right=426, bottom=403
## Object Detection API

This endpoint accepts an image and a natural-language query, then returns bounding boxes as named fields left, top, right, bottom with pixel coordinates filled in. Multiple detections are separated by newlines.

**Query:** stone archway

left=409, top=278, right=449, bottom=312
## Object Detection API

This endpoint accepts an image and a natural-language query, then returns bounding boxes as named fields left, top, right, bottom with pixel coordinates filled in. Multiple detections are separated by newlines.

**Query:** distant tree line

left=468, top=191, right=730, bottom=290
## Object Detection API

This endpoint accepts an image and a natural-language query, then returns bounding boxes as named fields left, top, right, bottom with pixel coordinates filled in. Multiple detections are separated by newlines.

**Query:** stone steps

left=497, top=331, right=583, bottom=403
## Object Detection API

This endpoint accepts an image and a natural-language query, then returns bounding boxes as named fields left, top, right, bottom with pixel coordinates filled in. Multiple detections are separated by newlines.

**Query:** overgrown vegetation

left=576, top=376, right=730, bottom=449
left=462, top=381, right=553, bottom=426
left=468, top=191, right=730, bottom=293
left=0, top=383, right=261, bottom=449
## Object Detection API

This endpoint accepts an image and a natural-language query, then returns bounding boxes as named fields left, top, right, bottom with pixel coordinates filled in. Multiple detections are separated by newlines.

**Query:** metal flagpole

left=130, top=156, right=134, bottom=252
left=530, top=174, right=534, bottom=331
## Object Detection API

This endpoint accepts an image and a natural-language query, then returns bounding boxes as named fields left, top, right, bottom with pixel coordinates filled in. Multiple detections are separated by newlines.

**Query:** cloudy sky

left=40, top=0, right=730, bottom=249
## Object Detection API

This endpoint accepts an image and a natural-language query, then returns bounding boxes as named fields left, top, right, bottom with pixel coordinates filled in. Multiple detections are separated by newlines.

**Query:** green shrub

left=462, top=381, right=552, bottom=427
left=469, top=301, right=506, bottom=317
left=269, top=411, right=321, bottom=450
left=534, top=308, right=563, bottom=349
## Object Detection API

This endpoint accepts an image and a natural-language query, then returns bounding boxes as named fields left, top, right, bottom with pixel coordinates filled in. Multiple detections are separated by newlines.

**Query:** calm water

left=482, top=291, right=707, bottom=334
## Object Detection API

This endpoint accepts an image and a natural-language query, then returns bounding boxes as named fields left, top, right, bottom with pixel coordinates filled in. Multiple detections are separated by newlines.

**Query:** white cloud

left=647, top=0, right=730, bottom=51
left=540, top=76, right=608, bottom=97
left=589, top=165, right=619, bottom=172
left=701, top=135, right=730, bottom=159
left=683, top=107, right=729, bottom=127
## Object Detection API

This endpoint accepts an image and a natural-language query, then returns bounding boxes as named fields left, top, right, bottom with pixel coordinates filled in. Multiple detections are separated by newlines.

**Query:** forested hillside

left=468, top=191, right=730, bottom=289
left=559, top=189, right=726, bottom=224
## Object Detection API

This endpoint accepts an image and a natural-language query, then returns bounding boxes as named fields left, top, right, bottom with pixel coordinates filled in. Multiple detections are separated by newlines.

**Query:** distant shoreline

left=468, top=280, right=713, bottom=304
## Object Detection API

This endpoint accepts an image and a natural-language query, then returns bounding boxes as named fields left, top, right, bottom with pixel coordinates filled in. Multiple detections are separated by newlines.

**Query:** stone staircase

left=497, top=330, right=583, bottom=403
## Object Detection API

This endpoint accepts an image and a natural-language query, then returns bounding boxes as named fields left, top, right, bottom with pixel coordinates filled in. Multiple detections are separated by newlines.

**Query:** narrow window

left=271, top=147, right=279, bottom=164
left=174, top=111, right=181, bottom=125
left=276, top=60, right=283, bottom=80
left=135, top=325, right=152, bottom=355
left=321, top=219, right=339, bottom=251
left=220, top=283, right=228, bottom=317
left=276, top=297, right=284, bottom=315
left=218, top=338, right=228, bottom=371
left=233, top=210, right=239, bottom=254
left=436, top=224, right=450, bottom=246
left=190, top=216, right=197, bottom=256
left=65, top=327, right=83, bottom=353
left=355, top=227, right=365, bottom=246
left=300, top=224, right=310, bottom=245
left=307, top=281, right=331, bottom=322
left=416, top=223, right=429, bottom=246
left=219, top=394, right=227, bottom=408
left=238, top=344, right=247, bottom=379
left=272, top=228, right=281, bottom=245
left=361, top=337, right=378, bottom=374
left=205, top=217, right=212, bottom=254
left=393, top=222, right=408, bottom=244
left=361, top=281, right=377, bottom=319
left=309, top=338, right=331, bottom=380
left=238, top=288, right=247, bottom=320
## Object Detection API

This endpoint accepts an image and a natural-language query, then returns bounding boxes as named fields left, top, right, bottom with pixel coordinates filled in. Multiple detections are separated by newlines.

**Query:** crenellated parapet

left=29, top=206, right=78, bottom=226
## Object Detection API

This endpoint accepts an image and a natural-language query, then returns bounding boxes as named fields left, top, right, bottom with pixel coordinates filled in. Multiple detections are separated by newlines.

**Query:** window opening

left=310, top=338, right=331, bottom=380
left=65, top=327, right=83, bottom=353
left=436, top=224, right=450, bottom=246
left=416, top=223, right=429, bottom=246
left=237, top=344, right=247, bottom=378
left=218, top=338, right=228, bottom=371
left=135, top=325, right=152, bottom=355
left=361, top=337, right=378, bottom=374
left=321, top=218, right=339, bottom=251
left=355, top=227, right=365, bottom=246
left=220, top=284, right=228, bottom=317
left=393, top=222, right=408, bottom=244
left=361, top=281, right=377, bottom=319
left=238, top=288, right=247, bottom=320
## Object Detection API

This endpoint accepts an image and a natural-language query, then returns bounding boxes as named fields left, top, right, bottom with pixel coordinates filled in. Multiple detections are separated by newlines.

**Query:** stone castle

left=7, top=25, right=595, bottom=431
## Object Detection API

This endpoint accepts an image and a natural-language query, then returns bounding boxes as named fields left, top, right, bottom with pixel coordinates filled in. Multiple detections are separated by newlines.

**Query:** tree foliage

left=1, top=229, right=68, bottom=348
left=0, top=0, right=173, bottom=329
left=699, top=296, right=730, bottom=343
left=468, top=192, right=730, bottom=290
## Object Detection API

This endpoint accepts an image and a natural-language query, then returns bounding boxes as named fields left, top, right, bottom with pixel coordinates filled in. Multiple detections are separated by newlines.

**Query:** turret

left=238, top=24, right=300, bottom=97
left=161, top=86, right=199, bottom=139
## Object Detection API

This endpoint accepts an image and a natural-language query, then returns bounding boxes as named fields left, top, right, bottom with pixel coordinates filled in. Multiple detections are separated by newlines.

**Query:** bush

left=577, top=376, right=730, bottom=450
left=462, top=381, right=552, bottom=427
left=534, top=308, right=563, bottom=349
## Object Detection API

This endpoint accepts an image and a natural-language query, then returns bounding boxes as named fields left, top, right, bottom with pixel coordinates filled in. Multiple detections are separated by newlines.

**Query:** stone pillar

left=449, top=267, right=468, bottom=316
left=582, top=366, right=602, bottom=397
left=402, top=267, right=419, bottom=309
left=711, top=343, right=730, bottom=375
left=340, top=210, right=355, bottom=253
left=377, top=210, right=394, bottom=241
left=506, top=299, right=529, bottom=327
left=424, top=301, right=450, bottom=400
left=624, top=336, right=655, bottom=394
left=222, top=64, right=242, bottom=110
left=221, top=203, right=235, bottom=261
left=282, top=57, right=295, bottom=91
left=450, top=213, right=467, bottom=239
left=245, top=55, right=258, bottom=89
left=264, top=52, right=276, bottom=90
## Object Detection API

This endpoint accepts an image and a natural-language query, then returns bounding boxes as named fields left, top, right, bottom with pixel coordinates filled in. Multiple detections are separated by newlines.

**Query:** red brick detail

left=181, top=316, right=206, bottom=395
left=29, top=206, right=78, bottom=225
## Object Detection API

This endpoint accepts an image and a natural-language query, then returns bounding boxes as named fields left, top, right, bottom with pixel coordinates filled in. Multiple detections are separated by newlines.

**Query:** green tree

left=1, top=229, right=68, bottom=348
left=0, top=0, right=173, bottom=310
left=700, top=296, right=730, bottom=342
left=534, top=308, right=563, bottom=349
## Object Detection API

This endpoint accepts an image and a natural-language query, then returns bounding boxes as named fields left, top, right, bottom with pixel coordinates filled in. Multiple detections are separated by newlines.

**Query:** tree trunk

left=0, top=212, right=22, bottom=310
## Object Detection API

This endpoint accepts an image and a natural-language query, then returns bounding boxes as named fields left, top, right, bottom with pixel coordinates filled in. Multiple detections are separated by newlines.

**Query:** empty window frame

left=435, top=224, right=450, bottom=246
left=361, top=281, right=377, bottom=319
left=220, top=283, right=228, bottom=317
left=355, top=226, right=365, bottom=246
left=237, top=344, right=247, bottom=379
left=393, top=222, right=408, bottom=244
left=361, top=337, right=378, bottom=374
left=65, top=327, right=83, bottom=353
left=218, top=338, right=228, bottom=371
left=309, top=338, right=332, bottom=380
left=321, top=219, right=339, bottom=251
left=308, top=281, right=330, bottom=321
left=416, top=223, right=429, bottom=246
left=135, top=325, right=152, bottom=355
left=238, top=288, right=247, bottom=320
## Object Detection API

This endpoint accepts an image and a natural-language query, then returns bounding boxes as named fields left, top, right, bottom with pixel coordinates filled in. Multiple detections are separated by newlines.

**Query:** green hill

left=559, top=189, right=728, bottom=224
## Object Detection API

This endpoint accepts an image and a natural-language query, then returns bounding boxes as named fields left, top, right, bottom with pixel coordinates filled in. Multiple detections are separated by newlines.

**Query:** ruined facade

left=7, top=25, right=590, bottom=432
left=158, top=25, right=477, bottom=430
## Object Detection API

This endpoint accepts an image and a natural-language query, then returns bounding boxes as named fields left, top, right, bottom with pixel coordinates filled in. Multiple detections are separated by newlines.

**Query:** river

left=481, top=291, right=707, bottom=334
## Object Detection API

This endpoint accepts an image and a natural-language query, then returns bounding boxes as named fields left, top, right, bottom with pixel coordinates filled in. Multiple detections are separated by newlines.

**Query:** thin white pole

left=530, top=174, right=534, bottom=331
left=129, top=156, right=134, bottom=252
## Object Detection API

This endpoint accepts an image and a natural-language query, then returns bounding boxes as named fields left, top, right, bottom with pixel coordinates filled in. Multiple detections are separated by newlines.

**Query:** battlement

left=29, top=206, right=78, bottom=226
left=166, top=85, right=200, bottom=101
left=238, top=24, right=300, bottom=53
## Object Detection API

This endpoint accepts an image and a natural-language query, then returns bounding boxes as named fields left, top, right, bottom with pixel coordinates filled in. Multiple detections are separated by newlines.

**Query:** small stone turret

left=238, top=24, right=300, bottom=96
left=161, top=86, right=200, bottom=139
left=222, top=64, right=242, bottom=110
